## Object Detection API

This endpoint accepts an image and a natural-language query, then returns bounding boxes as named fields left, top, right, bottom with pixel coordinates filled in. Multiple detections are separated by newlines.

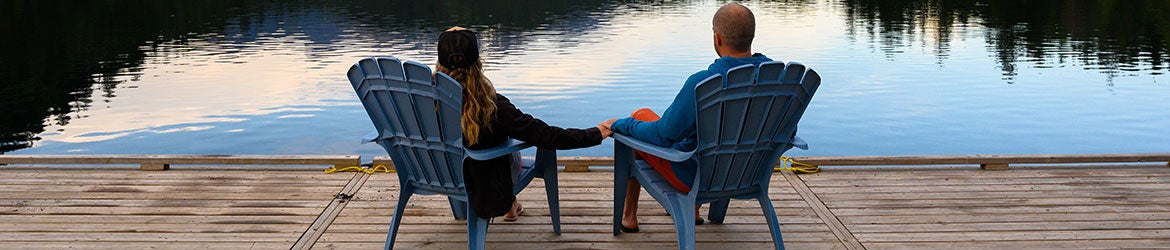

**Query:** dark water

left=2, top=0, right=1168, bottom=158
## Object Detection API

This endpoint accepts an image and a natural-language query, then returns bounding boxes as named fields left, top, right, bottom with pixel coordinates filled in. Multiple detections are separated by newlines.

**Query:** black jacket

left=463, top=94, right=602, bottom=218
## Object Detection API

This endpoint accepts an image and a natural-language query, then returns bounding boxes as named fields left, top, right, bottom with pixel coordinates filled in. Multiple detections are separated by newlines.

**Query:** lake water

left=3, top=0, right=1169, bottom=159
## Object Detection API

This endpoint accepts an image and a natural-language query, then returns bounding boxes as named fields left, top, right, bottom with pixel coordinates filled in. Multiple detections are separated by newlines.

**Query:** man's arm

left=611, top=72, right=710, bottom=148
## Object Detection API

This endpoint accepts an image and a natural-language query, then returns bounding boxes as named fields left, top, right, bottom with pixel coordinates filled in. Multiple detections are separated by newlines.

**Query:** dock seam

left=292, top=171, right=371, bottom=249
left=783, top=170, right=866, bottom=250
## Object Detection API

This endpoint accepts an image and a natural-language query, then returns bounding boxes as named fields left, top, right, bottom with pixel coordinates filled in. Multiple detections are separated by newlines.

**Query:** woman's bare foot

left=503, top=200, right=523, bottom=221
left=695, top=205, right=705, bottom=225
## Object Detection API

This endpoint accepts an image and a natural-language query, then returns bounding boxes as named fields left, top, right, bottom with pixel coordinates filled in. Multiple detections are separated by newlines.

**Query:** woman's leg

left=504, top=152, right=524, bottom=221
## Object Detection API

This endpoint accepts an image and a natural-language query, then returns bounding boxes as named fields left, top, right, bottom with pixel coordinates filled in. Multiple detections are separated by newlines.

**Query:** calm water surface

left=3, top=0, right=1169, bottom=159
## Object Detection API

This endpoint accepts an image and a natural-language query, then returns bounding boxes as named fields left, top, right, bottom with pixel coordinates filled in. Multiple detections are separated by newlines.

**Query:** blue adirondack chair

left=347, top=56, right=562, bottom=250
left=611, top=61, right=820, bottom=250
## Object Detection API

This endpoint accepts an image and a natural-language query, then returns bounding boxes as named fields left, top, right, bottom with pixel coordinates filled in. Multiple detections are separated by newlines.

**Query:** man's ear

left=713, top=32, right=723, bottom=47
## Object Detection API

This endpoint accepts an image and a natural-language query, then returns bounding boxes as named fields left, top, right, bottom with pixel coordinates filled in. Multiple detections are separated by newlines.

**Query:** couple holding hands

left=443, top=3, right=770, bottom=232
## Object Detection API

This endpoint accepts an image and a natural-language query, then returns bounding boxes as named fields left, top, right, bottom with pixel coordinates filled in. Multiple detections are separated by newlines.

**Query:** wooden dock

left=3, top=154, right=1170, bottom=249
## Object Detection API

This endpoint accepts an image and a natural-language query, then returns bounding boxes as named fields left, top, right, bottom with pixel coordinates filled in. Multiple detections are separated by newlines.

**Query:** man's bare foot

left=620, top=216, right=639, bottom=233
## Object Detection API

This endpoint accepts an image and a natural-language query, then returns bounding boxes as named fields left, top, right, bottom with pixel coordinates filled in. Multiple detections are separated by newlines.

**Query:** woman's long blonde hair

left=436, top=58, right=496, bottom=146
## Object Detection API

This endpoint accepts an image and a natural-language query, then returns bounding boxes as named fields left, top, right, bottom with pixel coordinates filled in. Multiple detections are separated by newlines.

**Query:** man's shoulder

left=684, top=69, right=718, bottom=86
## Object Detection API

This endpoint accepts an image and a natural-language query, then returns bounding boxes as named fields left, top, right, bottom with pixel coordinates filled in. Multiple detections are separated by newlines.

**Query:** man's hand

left=597, top=118, right=617, bottom=138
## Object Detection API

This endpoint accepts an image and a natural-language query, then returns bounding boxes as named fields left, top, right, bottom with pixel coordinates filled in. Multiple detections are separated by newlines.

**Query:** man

left=610, top=2, right=772, bottom=232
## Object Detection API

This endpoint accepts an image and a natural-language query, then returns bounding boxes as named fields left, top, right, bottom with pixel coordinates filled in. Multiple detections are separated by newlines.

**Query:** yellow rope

left=776, top=157, right=819, bottom=174
left=324, top=165, right=393, bottom=174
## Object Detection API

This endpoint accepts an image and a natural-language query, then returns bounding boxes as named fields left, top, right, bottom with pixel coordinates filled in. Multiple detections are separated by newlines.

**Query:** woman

left=436, top=26, right=616, bottom=221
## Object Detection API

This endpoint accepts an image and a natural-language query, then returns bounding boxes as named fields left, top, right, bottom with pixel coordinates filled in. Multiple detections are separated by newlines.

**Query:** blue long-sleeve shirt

left=612, top=53, right=773, bottom=151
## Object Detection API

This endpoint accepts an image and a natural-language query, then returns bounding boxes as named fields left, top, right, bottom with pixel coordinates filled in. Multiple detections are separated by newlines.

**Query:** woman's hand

left=597, top=118, right=617, bottom=138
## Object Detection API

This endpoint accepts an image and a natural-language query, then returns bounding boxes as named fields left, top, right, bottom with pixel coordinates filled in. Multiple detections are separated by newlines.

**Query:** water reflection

left=1, top=0, right=1167, bottom=155
left=1, top=1, right=238, bottom=152
left=0, top=0, right=622, bottom=153
left=841, top=0, right=1170, bottom=82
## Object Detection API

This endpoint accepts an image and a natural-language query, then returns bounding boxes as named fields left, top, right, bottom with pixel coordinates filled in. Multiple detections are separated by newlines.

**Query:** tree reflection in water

left=2, top=0, right=1167, bottom=153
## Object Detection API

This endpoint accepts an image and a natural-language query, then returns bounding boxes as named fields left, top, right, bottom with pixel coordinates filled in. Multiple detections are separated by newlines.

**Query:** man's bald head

left=713, top=3, right=755, bottom=53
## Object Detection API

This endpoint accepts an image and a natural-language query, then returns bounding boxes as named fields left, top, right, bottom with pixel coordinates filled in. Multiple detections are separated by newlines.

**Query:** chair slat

left=756, top=61, right=785, bottom=85
left=725, top=64, right=755, bottom=88
left=781, top=62, right=806, bottom=84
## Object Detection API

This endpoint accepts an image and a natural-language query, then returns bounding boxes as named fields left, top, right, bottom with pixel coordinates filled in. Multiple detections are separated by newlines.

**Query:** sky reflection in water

left=3, top=0, right=1168, bottom=158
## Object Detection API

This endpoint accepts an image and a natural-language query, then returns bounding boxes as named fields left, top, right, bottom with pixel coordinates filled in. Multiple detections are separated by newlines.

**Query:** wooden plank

left=806, top=183, right=1170, bottom=193
left=802, top=176, right=1170, bottom=187
left=0, top=155, right=360, bottom=168
left=318, top=231, right=841, bottom=243
left=852, top=229, right=1170, bottom=242
left=980, top=163, right=1009, bottom=171
left=0, top=168, right=347, bottom=248
left=839, top=212, right=1170, bottom=225
left=6, top=163, right=1170, bottom=249
left=0, top=223, right=309, bottom=233
left=792, top=153, right=1170, bottom=166
left=862, top=240, right=1170, bottom=249
left=0, top=170, right=352, bottom=180
left=801, top=166, right=1170, bottom=249
left=844, top=220, right=1170, bottom=233
left=0, top=232, right=301, bottom=242
left=371, top=156, right=395, bottom=172
left=318, top=172, right=844, bottom=249
left=782, top=171, right=864, bottom=249
left=0, top=199, right=336, bottom=207
left=321, top=223, right=835, bottom=235
left=804, top=167, right=1170, bottom=178
left=0, top=177, right=361, bottom=186
left=560, top=156, right=612, bottom=171
left=0, top=184, right=349, bottom=193
left=564, top=164, right=591, bottom=172
left=0, top=242, right=292, bottom=249
left=5, top=153, right=1170, bottom=172
left=0, top=214, right=314, bottom=224
left=292, top=171, right=368, bottom=250
left=140, top=163, right=169, bottom=171
left=312, top=242, right=845, bottom=250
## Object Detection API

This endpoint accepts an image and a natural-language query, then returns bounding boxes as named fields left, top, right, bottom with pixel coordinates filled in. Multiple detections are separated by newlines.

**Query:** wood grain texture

left=5, top=162, right=1170, bottom=249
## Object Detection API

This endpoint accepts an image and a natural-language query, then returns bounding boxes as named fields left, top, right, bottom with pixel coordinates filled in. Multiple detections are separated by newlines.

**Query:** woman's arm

left=495, top=95, right=604, bottom=149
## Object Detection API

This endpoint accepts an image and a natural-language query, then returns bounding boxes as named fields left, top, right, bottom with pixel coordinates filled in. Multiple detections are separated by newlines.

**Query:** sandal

left=620, top=224, right=640, bottom=233
left=503, top=202, right=524, bottom=221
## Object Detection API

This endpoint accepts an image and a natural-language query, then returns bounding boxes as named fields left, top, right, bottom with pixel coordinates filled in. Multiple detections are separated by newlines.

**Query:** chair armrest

left=465, top=138, right=533, bottom=160
left=792, top=135, right=809, bottom=150
left=611, top=133, right=694, bottom=162
left=362, top=130, right=379, bottom=144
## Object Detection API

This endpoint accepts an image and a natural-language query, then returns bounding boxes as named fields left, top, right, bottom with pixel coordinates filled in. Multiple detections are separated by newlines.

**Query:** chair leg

left=540, top=152, right=562, bottom=235
left=385, top=186, right=414, bottom=250
left=448, top=197, right=468, bottom=220
left=757, top=191, right=785, bottom=250
left=613, top=142, right=634, bottom=235
left=708, top=198, right=731, bottom=224
left=668, top=199, right=697, bottom=250
left=466, top=204, right=489, bottom=250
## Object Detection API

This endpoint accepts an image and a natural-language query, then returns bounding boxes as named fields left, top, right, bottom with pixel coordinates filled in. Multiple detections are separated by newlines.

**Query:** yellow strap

left=324, top=165, right=393, bottom=174
left=776, top=157, right=819, bottom=174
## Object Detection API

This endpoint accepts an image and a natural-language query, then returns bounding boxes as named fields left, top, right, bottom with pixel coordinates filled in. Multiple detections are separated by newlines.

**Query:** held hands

left=597, top=118, right=617, bottom=139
